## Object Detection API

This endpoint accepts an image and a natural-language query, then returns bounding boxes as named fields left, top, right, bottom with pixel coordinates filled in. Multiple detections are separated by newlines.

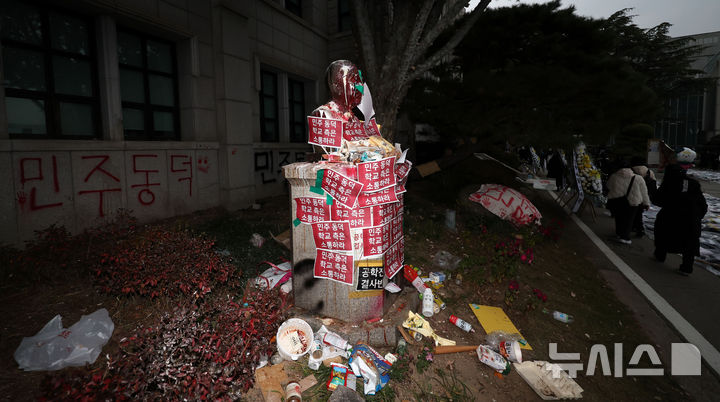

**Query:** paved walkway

left=553, top=178, right=720, bottom=395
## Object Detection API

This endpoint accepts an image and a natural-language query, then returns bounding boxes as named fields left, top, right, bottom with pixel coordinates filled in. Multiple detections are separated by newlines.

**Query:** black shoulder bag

left=606, top=176, right=635, bottom=214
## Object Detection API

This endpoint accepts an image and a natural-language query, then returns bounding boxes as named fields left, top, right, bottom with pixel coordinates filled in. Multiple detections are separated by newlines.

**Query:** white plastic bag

left=254, top=261, right=292, bottom=289
left=14, top=308, right=114, bottom=371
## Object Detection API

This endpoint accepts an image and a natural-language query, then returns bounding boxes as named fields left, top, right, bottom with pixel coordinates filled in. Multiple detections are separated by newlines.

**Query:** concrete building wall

left=0, top=0, right=347, bottom=245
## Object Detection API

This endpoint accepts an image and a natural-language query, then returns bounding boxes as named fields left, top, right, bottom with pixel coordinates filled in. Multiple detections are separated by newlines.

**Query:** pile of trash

left=261, top=258, right=583, bottom=400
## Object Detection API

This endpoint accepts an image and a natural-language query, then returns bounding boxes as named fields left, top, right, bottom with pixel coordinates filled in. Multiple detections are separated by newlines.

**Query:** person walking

left=653, top=163, right=708, bottom=276
left=606, top=162, right=650, bottom=244
left=630, top=163, right=657, bottom=237
left=547, top=150, right=566, bottom=190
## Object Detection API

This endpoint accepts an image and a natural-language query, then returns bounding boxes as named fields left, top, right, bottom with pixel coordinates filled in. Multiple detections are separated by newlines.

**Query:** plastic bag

left=348, top=343, right=392, bottom=395
left=432, top=250, right=461, bottom=271
left=14, top=308, right=114, bottom=371
left=254, top=261, right=292, bottom=289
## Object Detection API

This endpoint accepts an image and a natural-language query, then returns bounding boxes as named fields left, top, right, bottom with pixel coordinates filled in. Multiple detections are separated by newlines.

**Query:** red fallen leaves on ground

left=91, top=227, right=242, bottom=299
left=40, top=289, right=288, bottom=401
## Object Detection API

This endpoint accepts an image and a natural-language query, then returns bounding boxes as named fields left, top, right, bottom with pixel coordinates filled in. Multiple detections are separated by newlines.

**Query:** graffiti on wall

left=17, top=156, right=64, bottom=211
left=14, top=151, right=215, bottom=218
left=254, top=149, right=306, bottom=185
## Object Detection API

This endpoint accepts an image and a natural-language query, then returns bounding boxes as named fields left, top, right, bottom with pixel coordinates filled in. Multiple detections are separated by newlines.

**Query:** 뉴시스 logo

left=547, top=342, right=702, bottom=378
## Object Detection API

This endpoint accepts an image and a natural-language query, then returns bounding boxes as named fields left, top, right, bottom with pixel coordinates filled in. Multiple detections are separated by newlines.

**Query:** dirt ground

left=0, top=156, right=699, bottom=401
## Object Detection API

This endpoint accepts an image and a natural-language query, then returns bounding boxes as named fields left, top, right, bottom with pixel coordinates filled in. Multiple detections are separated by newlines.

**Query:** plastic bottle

left=449, top=315, right=475, bottom=332
left=323, top=331, right=351, bottom=350
left=396, top=338, right=407, bottom=355
left=422, top=288, right=434, bottom=317
left=543, top=308, right=574, bottom=323
left=418, top=292, right=446, bottom=311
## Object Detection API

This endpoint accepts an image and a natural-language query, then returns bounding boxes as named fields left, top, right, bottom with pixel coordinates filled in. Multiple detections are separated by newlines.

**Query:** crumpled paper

left=402, top=311, right=455, bottom=346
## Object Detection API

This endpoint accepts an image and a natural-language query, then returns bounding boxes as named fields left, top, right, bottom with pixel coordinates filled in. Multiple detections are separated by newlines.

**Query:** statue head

left=326, top=60, right=364, bottom=112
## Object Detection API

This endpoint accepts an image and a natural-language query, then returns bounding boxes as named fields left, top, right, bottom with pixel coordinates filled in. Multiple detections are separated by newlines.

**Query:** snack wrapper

left=402, top=311, right=456, bottom=346
left=348, top=343, right=392, bottom=395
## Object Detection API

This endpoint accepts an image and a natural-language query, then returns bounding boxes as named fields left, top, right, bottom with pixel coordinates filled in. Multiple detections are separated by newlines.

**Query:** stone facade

left=0, top=0, right=355, bottom=245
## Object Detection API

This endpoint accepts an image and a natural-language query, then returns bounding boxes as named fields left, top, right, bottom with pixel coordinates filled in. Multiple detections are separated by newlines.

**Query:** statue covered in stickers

left=282, top=60, right=411, bottom=322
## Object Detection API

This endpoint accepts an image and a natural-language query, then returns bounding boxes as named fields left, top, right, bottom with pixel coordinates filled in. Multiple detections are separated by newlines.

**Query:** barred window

left=118, top=29, right=179, bottom=140
left=1, top=0, right=99, bottom=138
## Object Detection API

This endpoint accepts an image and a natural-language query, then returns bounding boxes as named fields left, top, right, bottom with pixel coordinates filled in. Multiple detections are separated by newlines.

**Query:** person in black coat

left=546, top=150, right=566, bottom=190
left=653, top=163, right=708, bottom=275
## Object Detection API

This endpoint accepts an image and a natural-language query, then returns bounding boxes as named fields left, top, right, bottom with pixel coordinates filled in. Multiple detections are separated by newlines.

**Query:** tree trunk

left=349, top=0, right=490, bottom=143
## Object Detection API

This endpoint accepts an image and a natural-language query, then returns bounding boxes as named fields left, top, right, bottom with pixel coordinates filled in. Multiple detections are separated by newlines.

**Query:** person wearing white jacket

left=606, top=164, right=650, bottom=244
left=631, top=164, right=657, bottom=236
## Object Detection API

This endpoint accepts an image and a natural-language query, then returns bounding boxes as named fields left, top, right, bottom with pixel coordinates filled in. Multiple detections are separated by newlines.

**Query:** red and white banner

left=357, top=186, right=399, bottom=208
left=321, top=169, right=364, bottom=208
left=469, top=184, right=542, bottom=226
left=295, top=197, right=330, bottom=224
left=308, top=116, right=343, bottom=148
left=384, top=237, right=405, bottom=279
left=357, top=156, right=396, bottom=192
left=314, top=249, right=353, bottom=285
left=312, top=221, right=352, bottom=251
left=331, top=203, right=373, bottom=229
left=362, top=224, right=391, bottom=257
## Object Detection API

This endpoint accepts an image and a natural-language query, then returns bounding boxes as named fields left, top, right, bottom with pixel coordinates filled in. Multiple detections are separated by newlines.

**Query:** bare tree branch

left=415, top=0, right=471, bottom=56
left=397, top=0, right=436, bottom=84
left=409, top=0, right=490, bottom=81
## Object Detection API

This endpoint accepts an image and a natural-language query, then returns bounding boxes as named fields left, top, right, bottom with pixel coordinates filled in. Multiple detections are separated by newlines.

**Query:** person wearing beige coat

left=631, top=165, right=658, bottom=235
left=606, top=166, right=651, bottom=244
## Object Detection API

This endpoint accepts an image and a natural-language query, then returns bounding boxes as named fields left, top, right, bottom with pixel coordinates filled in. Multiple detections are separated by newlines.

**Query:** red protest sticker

left=314, top=249, right=354, bottom=285
left=331, top=203, right=373, bottom=229
left=357, top=186, right=399, bottom=208
left=312, top=221, right=352, bottom=251
left=362, top=224, right=391, bottom=257
left=321, top=168, right=364, bottom=208
left=384, top=237, right=405, bottom=279
left=394, top=196, right=404, bottom=215
left=358, top=156, right=396, bottom=192
left=371, top=203, right=395, bottom=226
left=343, top=120, right=370, bottom=142
left=395, top=160, right=412, bottom=180
left=308, top=116, right=343, bottom=148
left=390, top=215, right=403, bottom=245
left=364, top=119, right=381, bottom=137
left=295, top=197, right=331, bottom=224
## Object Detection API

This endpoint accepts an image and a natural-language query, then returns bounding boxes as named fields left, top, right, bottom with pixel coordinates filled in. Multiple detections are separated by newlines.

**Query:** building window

left=260, top=70, right=279, bottom=142
left=655, top=93, right=704, bottom=148
left=338, top=0, right=352, bottom=32
left=288, top=78, right=306, bottom=143
left=285, top=0, right=302, bottom=18
left=117, top=29, right=179, bottom=141
left=1, top=1, right=99, bottom=138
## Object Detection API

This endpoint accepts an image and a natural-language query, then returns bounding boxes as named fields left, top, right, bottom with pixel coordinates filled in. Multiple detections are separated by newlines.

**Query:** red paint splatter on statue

left=313, top=60, right=364, bottom=122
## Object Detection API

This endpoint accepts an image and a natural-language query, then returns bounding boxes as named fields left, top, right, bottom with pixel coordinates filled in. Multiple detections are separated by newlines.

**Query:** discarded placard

left=513, top=361, right=583, bottom=400
left=469, top=304, right=532, bottom=350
